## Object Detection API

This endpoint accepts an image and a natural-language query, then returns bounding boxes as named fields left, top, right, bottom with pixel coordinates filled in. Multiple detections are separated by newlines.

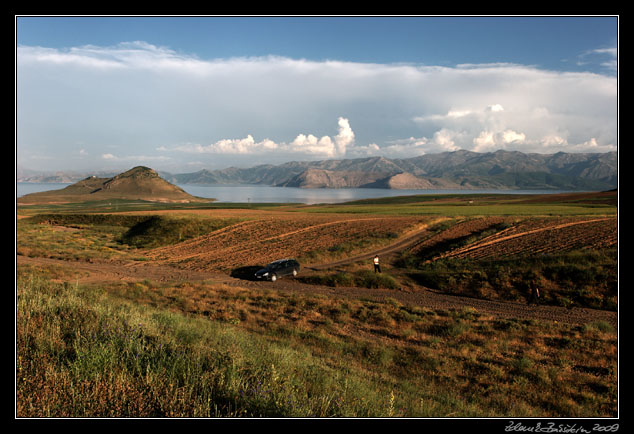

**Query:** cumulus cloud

left=16, top=42, right=617, bottom=171
left=173, top=116, right=355, bottom=159
left=180, top=136, right=278, bottom=155
left=334, top=117, right=355, bottom=154
left=473, top=129, right=527, bottom=152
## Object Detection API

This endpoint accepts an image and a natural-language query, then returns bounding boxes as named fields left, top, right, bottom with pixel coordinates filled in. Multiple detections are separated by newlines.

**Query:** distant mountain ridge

left=18, top=150, right=618, bottom=191
left=167, top=150, right=617, bottom=190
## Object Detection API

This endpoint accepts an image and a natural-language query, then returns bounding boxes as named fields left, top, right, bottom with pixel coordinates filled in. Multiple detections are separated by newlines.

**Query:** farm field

left=16, top=191, right=618, bottom=419
left=146, top=212, right=430, bottom=271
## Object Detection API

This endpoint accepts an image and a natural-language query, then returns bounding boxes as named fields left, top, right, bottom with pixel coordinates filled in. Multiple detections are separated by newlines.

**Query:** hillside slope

left=167, top=150, right=617, bottom=190
left=17, top=166, right=212, bottom=205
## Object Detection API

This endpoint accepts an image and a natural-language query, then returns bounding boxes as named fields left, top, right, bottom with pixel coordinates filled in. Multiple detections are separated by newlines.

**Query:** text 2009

left=593, top=425, right=619, bottom=433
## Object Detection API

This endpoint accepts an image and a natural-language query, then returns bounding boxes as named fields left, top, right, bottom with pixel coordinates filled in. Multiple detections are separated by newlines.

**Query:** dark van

left=254, top=259, right=300, bottom=282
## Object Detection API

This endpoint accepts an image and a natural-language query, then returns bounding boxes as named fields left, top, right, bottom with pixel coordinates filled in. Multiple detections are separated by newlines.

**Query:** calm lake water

left=16, top=182, right=575, bottom=205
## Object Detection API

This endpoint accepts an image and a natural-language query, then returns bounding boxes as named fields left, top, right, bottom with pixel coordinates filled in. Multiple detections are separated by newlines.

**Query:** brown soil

left=17, top=213, right=618, bottom=330
left=441, top=217, right=617, bottom=260
left=145, top=213, right=429, bottom=271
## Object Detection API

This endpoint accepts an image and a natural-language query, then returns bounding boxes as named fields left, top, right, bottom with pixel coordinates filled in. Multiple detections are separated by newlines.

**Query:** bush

left=354, top=270, right=399, bottom=290
left=300, top=271, right=398, bottom=290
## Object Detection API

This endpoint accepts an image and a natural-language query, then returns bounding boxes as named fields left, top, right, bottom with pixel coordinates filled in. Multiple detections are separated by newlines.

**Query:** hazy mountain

left=17, top=168, right=119, bottom=183
left=167, top=150, right=617, bottom=190
left=18, top=150, right=618, bottom=191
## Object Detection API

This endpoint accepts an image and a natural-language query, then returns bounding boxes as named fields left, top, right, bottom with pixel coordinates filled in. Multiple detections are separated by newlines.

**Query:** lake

left=16, top=182, right=576, bottom=205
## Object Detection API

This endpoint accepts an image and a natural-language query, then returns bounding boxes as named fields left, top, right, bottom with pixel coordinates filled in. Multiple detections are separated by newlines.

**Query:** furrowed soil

left=17, top=208, right=618, bottom=330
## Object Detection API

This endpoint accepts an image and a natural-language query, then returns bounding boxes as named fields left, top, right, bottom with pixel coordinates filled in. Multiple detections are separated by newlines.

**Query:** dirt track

left=17, top=211, right=617, bottom=330
left=17, top=252, right=618, bottom=330
left=308, top=219, right=445, bottom=271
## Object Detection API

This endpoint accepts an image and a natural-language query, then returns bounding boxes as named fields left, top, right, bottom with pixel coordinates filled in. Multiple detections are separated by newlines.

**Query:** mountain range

left=18, top=150, right=618, bottom=191
left=165, top=150, right=617, bottom=191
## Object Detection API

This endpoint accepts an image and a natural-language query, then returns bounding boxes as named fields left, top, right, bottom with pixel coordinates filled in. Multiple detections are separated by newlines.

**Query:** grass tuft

left=17, top=267, right=617, bottom=418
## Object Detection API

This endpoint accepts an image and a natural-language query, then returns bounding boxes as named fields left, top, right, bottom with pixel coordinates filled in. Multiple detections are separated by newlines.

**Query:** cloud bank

left=17, top=42, right=617, bottom=171
left=175, top=116, right=355, bottom=158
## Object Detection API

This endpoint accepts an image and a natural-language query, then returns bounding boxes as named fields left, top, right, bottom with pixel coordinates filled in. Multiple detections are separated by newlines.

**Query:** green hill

left=18, top=166, right=212, bottom=205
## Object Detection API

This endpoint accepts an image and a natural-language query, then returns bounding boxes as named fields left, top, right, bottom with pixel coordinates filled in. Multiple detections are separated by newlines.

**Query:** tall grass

left=16, top=270, right=399, bottom=417
left=17, top=266, right=617, bottom=418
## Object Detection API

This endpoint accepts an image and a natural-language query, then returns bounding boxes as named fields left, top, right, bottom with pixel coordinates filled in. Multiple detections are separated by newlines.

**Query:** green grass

left=17, top=191, right=617, bottom=218
left=16, top=192, right=618, bottom=417
left=300, top=203, right=616, bottom=216
left=298, top=270, right=400, bottom=289
left=17, top=198, right=292, bottom=216
left=292, top=192, right=617, bottom=216
left=17, top=266, right=617, bottom=417
left=17, top=213, right=242, bottom=257
left=402, top=249, right=618, bottom=310
left=17, top=215, right=142, bottom=262
left=118, top=215, right=241, bottom=249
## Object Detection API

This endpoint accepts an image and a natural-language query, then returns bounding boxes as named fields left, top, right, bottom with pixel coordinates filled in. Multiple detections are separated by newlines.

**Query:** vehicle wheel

left=292, top=269, right=298, bottom=277
left=271, top=274, right=277, bottom=282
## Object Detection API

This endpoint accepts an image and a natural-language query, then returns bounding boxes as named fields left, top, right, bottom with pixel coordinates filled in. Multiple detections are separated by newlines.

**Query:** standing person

left=528, top=280, right=540, bottom=305
left=373, top=255, right=381, bottom=273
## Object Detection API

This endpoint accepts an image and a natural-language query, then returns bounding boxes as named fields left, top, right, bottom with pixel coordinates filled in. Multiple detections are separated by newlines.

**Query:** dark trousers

left=374, top=264, right=381, bottom=273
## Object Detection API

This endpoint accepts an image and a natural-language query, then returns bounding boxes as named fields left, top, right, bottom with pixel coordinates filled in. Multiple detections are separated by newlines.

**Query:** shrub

left=300, top=271, right=399, bottom=290
left=354, top=270, right=399, bottom=290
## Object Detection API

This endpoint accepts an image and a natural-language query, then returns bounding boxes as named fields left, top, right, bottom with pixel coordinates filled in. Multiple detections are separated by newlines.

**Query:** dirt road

left=308, top=219, right=443, bottom=271
left=17, top=254, right=617, bottom=330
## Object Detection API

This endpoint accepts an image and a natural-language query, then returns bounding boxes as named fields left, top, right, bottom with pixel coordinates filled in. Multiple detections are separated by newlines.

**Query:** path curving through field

left=17, top=211, right=617, bottom=330
left=308, top=218, right=447, bottom=271
left=17, top=253, right=617, bottom=330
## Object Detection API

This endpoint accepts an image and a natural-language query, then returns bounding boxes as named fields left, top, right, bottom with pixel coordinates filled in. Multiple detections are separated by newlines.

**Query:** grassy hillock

left=17, top=166, right=213, bottom=205
left=18, top=214, right=241, bottom=261
left=118, top=215, right=241, bottom=249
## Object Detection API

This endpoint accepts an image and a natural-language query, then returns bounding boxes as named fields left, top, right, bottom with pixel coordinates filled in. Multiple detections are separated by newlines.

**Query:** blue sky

left=16, top=16, right=618, bottom=173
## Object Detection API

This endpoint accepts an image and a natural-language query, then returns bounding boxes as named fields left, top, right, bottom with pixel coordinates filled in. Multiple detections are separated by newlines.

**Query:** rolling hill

left=17, top=166, right=213, bottom=205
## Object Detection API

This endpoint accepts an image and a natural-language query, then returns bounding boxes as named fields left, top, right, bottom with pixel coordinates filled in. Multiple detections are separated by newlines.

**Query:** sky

left=15, top=16, right=619, bottom=174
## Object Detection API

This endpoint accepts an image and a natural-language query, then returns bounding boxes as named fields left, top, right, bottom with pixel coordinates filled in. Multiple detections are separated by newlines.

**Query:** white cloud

left=290, top=134, right=335, bottom=156
left=334, top=117, right=355, bottom=154
left=473, top=129, right=526, bottom=152
left=486, top=104, right=505, bottom=112
left=578, top=46, right=618, bottom=73
left=100, top=152, right=170, bottom=163
left=16, top=42, right=617, bottom=171
left=173, top=117, right=354, bottom=158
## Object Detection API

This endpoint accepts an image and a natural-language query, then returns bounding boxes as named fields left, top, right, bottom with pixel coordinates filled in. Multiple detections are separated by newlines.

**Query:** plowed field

left=146, top=213, right=430, bottom=271
left=408, top=217, right=511, bottom=258
left=17, top=209, right=618, bottom=329
left=439, top=217, right=617, bottom=261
